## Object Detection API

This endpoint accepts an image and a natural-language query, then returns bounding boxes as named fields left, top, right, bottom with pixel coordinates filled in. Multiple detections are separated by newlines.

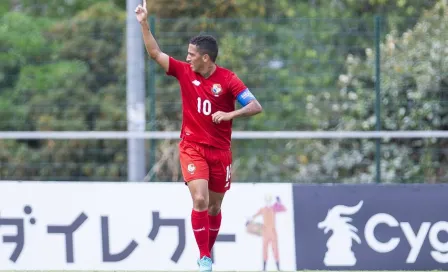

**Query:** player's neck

left=199, top=63, right=217, bottom=79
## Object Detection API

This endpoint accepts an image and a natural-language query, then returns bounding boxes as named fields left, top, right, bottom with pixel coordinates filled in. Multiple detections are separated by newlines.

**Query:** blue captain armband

left=237, top=88, right=256, bottom=106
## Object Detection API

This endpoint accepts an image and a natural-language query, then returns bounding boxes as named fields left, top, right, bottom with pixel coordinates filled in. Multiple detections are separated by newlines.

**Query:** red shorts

left=179, top=139, right=232, bottom=193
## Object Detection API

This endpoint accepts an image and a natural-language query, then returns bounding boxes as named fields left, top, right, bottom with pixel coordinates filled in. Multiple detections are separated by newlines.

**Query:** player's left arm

left=231, top=89, right=263, bottom=118
left=212, top=75, right=262, bottom=124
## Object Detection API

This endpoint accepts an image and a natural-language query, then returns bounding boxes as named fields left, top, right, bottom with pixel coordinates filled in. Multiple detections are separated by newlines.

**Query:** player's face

left=186, top=44, right=205, bottom=72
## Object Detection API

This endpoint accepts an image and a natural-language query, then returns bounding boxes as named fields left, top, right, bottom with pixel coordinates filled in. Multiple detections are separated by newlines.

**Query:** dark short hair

left=189, top=35, right=219, bottom=62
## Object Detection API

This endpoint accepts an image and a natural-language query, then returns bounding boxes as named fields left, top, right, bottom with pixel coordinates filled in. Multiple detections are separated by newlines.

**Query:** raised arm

left=135, top=0, right=169, bottom=72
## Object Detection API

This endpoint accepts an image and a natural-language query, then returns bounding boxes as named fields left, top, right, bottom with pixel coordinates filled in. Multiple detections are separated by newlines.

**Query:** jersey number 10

left=197, top=97, right=212, bottom=116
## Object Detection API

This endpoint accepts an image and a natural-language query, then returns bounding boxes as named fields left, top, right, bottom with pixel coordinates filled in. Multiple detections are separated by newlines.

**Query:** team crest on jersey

left=211, top=84, right=222, bottom=97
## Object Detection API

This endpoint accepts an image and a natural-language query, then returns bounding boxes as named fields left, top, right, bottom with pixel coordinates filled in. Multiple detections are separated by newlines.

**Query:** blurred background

left=1, top=0, right=447, bottom=184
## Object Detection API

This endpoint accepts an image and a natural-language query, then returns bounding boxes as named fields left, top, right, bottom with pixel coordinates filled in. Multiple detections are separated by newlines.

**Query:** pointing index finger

left=143, top=0, right=146, bottom=9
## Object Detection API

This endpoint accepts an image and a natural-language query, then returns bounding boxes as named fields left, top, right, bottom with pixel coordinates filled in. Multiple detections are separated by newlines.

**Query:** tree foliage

left=0, top=0, right=446, bottom=183
left=327, top=1, right=448, bottom=183
left=1, top=2, right=128, bottom=180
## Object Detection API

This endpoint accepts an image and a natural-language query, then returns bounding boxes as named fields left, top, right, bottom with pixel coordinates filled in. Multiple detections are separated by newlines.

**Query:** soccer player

left=135, top=1, right=263, bottom=271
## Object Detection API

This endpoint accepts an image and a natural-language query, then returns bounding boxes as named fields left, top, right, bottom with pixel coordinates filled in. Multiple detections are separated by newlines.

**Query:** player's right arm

left=135, top=0, right=169, bottom=72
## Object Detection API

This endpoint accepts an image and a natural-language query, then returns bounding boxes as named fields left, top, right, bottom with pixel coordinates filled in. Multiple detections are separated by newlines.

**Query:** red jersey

left=166, top=57, right=247, bottom=150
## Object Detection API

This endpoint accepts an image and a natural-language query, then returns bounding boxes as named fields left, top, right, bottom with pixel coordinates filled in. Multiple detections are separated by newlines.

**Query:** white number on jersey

left=197, top=97, right=212, bottom=116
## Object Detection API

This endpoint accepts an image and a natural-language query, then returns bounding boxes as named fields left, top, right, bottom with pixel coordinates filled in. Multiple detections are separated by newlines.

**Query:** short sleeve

left=228, top=73, right=247, bottom=98
left=228, top=73, right=256, bottom=106
left=166, top=57, right=187, bottom=78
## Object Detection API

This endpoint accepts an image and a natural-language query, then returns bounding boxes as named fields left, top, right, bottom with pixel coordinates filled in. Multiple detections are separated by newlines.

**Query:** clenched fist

left=212, top=111, right=234, bottom=124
